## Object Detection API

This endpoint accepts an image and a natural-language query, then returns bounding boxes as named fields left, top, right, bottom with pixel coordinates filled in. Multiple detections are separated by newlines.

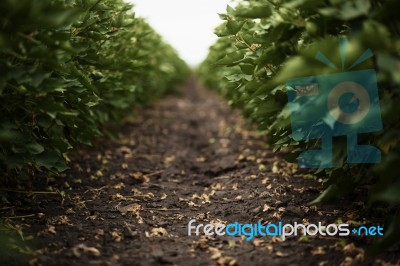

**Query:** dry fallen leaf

left=340, top=256, right=354, bottom=266
left=211, top=183, right=226, bottom=190
left=164, top=155, right=176, bottom=164
left=149, top=227, right=168, bottom=237
left=258, top=164, right=266, bottom=171
left=72, top=243, right=101, bottom=257
left=311, top=246, right=326, bottom=256
left=209, top=247, right=222, bottom=260
left=113, top=182, right=125, bottom=189
left=355, top=253, right=365, bottom=263
left=228, top=239, right=236, bottom=249
left=28, top=258, right=40, bottom=266
left=263, top=204, right=272, bottom=212
left=94, top=229, right=104, bottom=240
left=246, top=155, right=256, bottom=161
left=189, top=200, right=201, bottom=207
left=111, top=230, right=122, bottom=242
left=343, top=243, right=364, bottom=255
left=232, top=183, right=238, bottom=190
left=271, top=237, right=283, bottom=244
left=65, top=208, right=75, bottom=215
left=272, top=165, right=279, bottom=174
left=218, top=256, right=237, bottom=266
left=261, top=177, right=270, bottom=185
left=117, top=203, right=142, bottom=215
left=272, top=212, right=281, bottom=220
left=131, top=188, right=155, bottom=199
left=275, top=251, right=288, bottom=257
left=237, top=154, right=245, bottom=161
left=192, top=193, right=211, bottom=204
left=129, top=172, right=150, bottom=183
left=47, top=226, right=56, bottom=235
left=265, top=243, right=274, bottom=253
left=343, top=243, right=365, bottom=262
left=86, top=215, right=97, bottom=221
left=196, top=156, right=206, bottom=162
left=48, top=215, right=70, bottom=225
left=160, top=193, right=168, bottom=200
left=110, top=193, right=127, bottom=201
left=196, top=235, right=209, bottom=250
left=252, top=239, right=265, bottom=247
left=118, top=146, right=133, bottom=156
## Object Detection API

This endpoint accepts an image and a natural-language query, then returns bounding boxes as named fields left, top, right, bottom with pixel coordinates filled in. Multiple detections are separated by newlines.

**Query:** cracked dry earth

left=3, top=78, right=400, bottom=266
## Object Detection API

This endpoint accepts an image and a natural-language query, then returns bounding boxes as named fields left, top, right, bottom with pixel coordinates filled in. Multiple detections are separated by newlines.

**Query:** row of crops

left=0, top=0, right=190, bottom=181
left=199, top=0, right=400, bottom=252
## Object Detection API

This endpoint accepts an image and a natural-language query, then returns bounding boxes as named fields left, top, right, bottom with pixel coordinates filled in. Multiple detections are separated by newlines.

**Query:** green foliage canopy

left=199, top=0, right=400, bottom=252
left=0, top=0, right=189, bottom=177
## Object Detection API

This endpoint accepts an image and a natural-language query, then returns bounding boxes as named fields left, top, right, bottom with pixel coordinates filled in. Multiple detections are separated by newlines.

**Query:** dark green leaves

left=227, top=20, right=245, bottom=35
left=0, top=0, right=189, bottom=177
left=319, top=0, right=371, bottom=20
left=234, top=3, right=272, bottom=19
left=199, top=0, right=400, bottom=252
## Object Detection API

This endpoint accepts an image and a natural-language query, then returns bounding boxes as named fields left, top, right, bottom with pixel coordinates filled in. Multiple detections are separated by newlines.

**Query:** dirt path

left=3, top=78, right=399, bottom=265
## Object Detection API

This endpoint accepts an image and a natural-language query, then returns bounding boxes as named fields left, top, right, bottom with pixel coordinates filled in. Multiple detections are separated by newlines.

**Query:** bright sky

left=128, top=0, right=230, bottom=66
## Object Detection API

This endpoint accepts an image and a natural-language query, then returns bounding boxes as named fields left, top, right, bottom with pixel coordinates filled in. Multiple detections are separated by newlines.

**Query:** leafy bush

left=199, top=0, right=400, bottom=252
left=0, top=0, right=189, bottom=180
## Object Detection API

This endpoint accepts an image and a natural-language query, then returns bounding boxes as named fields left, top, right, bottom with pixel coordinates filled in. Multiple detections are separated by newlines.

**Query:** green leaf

left=240, top=64, right=255, bottom=75
left=234, top=4, right=272, bottom=18
left=226, top=20, right=245, bottom=35
left=35, top=151, right=69, bottom=172
left=215, top=51, right=245, bottom=66
left=311, top=184, right=340, bottom=203
left=26, top=143, right=44, bottom=155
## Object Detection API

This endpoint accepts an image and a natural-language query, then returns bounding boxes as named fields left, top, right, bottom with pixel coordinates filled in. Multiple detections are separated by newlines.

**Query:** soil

left=1, top=78, right=399, bottom=266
